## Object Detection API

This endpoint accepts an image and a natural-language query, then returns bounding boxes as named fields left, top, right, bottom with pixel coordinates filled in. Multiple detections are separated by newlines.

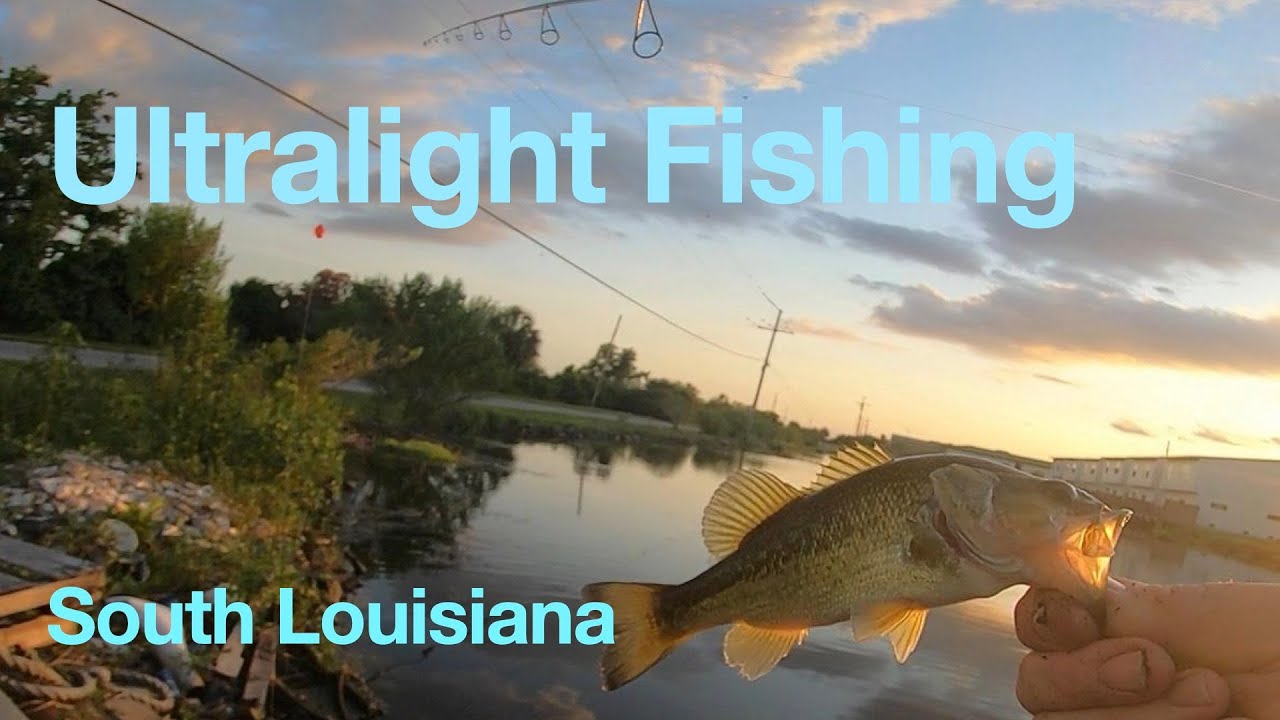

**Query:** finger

left=1031, top=669, right=1231, bottom=720
left=1225, top=670, right=1280, bottom=720
left=1104, top=581, right=1280, bottom=673
left=1017, top=638, right=1176, bottom=713
left=1016, top=586, right=1102, bottom=653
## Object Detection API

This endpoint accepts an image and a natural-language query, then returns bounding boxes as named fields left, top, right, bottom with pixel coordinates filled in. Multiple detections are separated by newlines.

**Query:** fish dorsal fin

left=723, top=623, right=807, bottom=680
left=851, top=600, right=929, bottom=663
left=808, top=441, right=894, bottom=493
left=702, top=469, right=803, bottom=559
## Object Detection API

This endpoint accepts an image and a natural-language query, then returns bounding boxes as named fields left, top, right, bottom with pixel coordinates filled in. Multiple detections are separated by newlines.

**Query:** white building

left=1050, top=455, right=1280, bottom=540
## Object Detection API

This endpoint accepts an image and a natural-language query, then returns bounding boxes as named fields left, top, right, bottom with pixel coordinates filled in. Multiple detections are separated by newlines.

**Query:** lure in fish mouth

left=583, top=443, right=1133, bottom=691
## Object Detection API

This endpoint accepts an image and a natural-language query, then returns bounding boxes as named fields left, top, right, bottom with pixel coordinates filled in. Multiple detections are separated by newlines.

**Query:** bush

left=0, top=308, right=371, bottom=532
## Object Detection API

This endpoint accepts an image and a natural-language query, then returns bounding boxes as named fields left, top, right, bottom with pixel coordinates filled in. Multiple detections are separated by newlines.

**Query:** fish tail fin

left=581, top=581, right=679, bottom=691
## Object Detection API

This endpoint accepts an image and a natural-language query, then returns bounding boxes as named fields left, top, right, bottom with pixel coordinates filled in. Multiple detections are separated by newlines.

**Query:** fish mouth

left=1017, top=507, right=1133, bottom=620
left=1060, top=507, right=1133, bottom=589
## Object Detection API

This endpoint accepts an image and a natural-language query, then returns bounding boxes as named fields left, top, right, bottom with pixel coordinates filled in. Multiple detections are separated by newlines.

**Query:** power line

left=84, top=0, right=761, bottom=362
left=670, top=57, right=1280, bottom=207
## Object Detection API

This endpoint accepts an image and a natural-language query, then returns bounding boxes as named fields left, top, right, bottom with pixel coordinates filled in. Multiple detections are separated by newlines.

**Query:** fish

left=581, top=443, right=1132, bottom=691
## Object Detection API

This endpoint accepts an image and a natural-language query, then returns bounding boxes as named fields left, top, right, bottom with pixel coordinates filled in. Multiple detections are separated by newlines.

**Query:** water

left=343, top=441, right=1280, bottom=720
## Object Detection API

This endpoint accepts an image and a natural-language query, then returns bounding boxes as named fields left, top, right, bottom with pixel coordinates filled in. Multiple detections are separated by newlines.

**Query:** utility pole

left=589, top=314, right=623, bottom=408
left=740, top=308, right=791, bottom=468
left=855, top=397, right=867, bottom=438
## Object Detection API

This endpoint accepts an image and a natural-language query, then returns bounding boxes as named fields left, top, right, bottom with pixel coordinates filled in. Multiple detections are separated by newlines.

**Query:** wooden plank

left=0, top=536, right=96, bottom=581
left=242, top=625, right=279, bottom=719
left=0, top=571, right=33, bottom=594
left=0, top=687, right=30, bottom=720
left=212, top=618, right=248, bottom=681
left=0, top=613, right=83, bottom=650
left=0, top=567, right=105, bottom=619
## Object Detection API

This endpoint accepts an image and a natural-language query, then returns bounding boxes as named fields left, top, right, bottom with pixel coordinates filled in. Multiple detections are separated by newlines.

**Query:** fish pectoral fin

left=807, top=441, right=894, bottom=493
left=851, top=601, right=929, bottom=664
left=723, top=623, right=807, bottom=680
left=702, top=469, right=803, bottom=559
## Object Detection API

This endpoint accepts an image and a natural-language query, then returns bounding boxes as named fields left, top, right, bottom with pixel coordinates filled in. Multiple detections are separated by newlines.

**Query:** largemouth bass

left=582, top=443, right=1132, bottom=691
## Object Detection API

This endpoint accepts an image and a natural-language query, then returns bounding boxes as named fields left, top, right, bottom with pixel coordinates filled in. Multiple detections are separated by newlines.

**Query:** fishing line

left=421, top=1, right=559, bottom=130
left=83, top=0, right=763, bottom=363
left=446, top=0, right=565, bottom=126
left=555, top=6, right=781, bottom=314
left=425, top=0, right=665, bottom=60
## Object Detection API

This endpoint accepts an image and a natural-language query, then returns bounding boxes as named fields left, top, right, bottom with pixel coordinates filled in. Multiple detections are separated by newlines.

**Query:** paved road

left=0, top=339, right=159, bottom=370
left=0, top=339, right=680, bottom=430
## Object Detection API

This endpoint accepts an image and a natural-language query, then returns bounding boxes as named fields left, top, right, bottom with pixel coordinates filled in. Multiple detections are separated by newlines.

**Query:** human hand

left=1012, top=578, right=1280, bottom=719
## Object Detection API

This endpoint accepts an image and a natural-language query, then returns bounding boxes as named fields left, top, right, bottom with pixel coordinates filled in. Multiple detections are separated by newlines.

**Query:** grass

left=479, top=404, right=693, bottom=438
left=380, top=437, right=459, bottom=465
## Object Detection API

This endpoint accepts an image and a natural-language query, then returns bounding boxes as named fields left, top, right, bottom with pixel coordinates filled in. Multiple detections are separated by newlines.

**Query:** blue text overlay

left=48, top=587, right=614, bottom=647
left=54, top=105, right=1075, bottom=230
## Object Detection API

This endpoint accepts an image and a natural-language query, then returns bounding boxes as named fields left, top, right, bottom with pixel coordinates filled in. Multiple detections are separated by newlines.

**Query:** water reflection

left=342, top=444, right=515, bottom=574
left=343, top=441, right=1280, bottom=720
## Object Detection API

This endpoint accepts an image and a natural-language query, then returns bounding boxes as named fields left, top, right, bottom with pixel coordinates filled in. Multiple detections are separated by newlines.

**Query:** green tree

left=366, top=275, right=511, bottom=424
left=637, top=378, right=700, bottom=426
left=123, top=205, right=227, bottom=344
left=584, top=343, right=645, bottom=386
left=0, top=63, right=134, bottom=333
left=228, top=278, right=291, bottom=345
left=487, top=305, right=540, bottom=372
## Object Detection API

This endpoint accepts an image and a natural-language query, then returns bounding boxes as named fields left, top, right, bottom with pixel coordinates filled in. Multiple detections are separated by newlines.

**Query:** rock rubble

left=0, top=451, right=236, bottom=546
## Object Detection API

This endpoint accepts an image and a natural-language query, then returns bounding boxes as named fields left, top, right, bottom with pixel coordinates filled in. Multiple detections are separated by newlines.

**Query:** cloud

left=992, top=0, right=1258, bottom=24
left=795, top=211, right=989, bottom=275
left=862, top=275, right=1280, bottom=374
left=1194, top=426, right=1240, bottom=445
left=849, top=274, right=907, bottom=293
left=1034, top=373, right=1077, bottom=386
left=649, top=0, right=1257, bottom=107
left=954, top=95, right=1280, bottom=284
left=1111, top=418, right=1153, bottom=436
left=10, top=0, right=1275, bottom=270
left=251, top=202, right=292, bottom=218
left=1271, top=437, right=1280, bottom=445
left=782, top=316, right=860, bottom=342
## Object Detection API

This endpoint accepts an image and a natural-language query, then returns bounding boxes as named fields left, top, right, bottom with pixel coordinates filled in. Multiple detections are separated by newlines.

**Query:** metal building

left=1050, top=455, right=1280, bottom=539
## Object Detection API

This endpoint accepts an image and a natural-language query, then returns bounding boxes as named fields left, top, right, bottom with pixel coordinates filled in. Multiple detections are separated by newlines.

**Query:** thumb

left=1104, top=579, right=1280, bottom=674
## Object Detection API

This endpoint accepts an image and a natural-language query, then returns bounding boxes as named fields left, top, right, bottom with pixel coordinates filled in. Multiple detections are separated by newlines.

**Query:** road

left=0, top=338, right=160, bottom=370
left=0, top=339, right=680, bottom=430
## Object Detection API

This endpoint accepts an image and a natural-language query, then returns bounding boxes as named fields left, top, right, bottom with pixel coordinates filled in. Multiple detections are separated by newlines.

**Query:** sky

left=4, top=0, right=1279, bottom=461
